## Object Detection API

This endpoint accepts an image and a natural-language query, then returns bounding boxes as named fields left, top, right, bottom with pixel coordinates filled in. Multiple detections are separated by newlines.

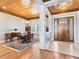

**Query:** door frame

left=54, top=16, right=74, bottom=42
left=52, top=11, right=78, bottom=43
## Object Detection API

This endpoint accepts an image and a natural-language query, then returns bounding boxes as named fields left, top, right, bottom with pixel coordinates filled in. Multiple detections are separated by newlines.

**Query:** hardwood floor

left=0, top=44, right=18, bottom=59
left=0, top=43, right=79, bottom=59
left=40, top=50, right=79, bottom=59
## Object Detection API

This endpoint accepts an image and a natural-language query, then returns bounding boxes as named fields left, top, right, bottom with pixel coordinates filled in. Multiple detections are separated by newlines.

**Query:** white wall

left=0, top=12, right=26, bottom=40
left=52, top=11, right=79, bottom=43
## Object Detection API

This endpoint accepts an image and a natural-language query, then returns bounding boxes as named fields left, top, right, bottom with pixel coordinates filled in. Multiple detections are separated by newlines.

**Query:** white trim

left=44, top=0, right=69, bottom=7
left=44, top=1, right=57, bottom=6
left=53, top=11, right=78, bottom=18
left=52, top=11, right=79, bottom=43
left=45, top=6, right=51, bottom=16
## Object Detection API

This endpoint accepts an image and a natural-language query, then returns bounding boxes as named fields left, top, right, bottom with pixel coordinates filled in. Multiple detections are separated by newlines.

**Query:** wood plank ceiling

left=0, top=0, right=79, bottom=20
left=48, top=0, right=79, bottom=15
left=0, top=0, right=39, bottom=20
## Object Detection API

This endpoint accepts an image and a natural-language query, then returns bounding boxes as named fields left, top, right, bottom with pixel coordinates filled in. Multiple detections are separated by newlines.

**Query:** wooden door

left=54, top=17, right=74, bottom=42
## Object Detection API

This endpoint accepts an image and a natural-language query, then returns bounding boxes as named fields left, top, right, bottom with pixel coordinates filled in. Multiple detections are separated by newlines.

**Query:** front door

left=54, top=17, right=74, bottom=42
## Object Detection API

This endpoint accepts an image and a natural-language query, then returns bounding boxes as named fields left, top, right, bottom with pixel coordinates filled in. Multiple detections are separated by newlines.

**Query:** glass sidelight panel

left=69, top=17, right=74, bottom=42
left=54, top=19, right=57, bottom=40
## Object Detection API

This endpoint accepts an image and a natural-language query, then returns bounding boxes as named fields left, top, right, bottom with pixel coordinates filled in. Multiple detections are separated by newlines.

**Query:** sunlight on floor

left=40, top=41, right=79, bottom=57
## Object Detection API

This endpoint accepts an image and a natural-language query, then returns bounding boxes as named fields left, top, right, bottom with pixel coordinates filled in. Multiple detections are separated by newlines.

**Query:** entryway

left=54, top=16, right=74, bottom=42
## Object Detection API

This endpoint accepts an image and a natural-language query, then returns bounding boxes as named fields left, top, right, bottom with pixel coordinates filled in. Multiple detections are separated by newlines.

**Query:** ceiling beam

left=44, top=0, right=69, bottom=7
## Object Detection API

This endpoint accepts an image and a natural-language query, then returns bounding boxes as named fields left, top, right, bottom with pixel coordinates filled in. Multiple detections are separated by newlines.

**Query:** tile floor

left=40, top=40, right=79, bottom=57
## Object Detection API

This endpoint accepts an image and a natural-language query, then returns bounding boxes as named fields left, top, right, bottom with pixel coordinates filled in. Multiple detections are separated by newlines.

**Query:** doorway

left=54, top=17, right=74, bottom=42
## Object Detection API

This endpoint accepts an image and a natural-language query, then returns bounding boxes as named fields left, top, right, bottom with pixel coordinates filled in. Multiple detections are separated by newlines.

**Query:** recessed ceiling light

left=2, top=6, right=6, bottom=9
left=62, top=7, right=66, bottom=10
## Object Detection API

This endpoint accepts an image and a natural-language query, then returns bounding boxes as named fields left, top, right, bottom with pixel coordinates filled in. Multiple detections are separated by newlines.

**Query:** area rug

left=6, top=39, right=38, bottom=51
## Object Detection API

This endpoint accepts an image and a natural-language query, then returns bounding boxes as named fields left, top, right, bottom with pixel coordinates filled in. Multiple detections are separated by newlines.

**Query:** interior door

left=54, top=17, right=74, bottom=42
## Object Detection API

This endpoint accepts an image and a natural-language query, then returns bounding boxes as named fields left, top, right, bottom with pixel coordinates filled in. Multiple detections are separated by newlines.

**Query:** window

left=31, top=20, right=39, bottom=33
